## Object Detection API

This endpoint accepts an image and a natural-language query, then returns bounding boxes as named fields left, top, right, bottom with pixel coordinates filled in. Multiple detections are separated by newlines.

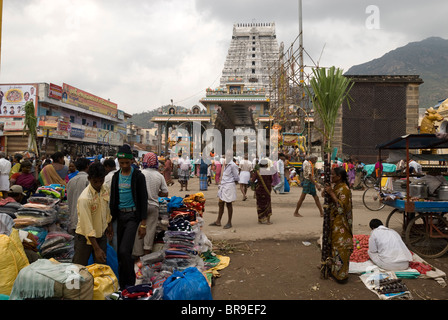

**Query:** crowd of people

left=2, top=145, right=418, bottom=289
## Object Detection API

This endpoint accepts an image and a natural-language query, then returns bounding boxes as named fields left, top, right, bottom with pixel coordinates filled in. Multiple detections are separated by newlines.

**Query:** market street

left=167, top=176, right=390, bottom=242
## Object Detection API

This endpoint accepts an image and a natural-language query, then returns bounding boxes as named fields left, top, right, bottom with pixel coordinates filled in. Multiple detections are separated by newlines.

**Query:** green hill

left=345, top=36, right=448, bottom=110
left=130, top=105, right=190, bottom=129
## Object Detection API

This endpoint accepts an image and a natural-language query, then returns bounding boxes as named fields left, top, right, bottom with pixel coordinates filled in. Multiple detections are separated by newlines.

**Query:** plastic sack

left=162, top=267, right=212, bottom=300
left=86, top=264, right=119, bottom=300
left=0, top=229, right=29, bottom=295
left=88, top=243, right=119, bottom=280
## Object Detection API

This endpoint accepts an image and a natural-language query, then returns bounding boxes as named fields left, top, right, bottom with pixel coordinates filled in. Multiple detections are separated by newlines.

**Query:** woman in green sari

left=324, top=167, right=353, bottom=282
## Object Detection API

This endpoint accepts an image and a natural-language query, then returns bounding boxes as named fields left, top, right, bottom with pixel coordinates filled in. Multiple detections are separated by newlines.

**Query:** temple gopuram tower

left=200, top=22, right=280, bottom=133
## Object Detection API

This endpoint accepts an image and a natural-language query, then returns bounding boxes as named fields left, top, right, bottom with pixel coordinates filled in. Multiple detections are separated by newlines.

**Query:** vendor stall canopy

left=376, top=134, right=448, bottom=150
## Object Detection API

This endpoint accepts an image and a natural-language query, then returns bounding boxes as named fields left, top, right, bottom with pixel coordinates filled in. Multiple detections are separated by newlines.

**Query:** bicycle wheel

left=362, top=188, right=386, bottom=211
left=385, top=209, right=404, bottom=235
left=405, top=213, right=448, bottom=259
left=363, top=176, right=376, bottom=188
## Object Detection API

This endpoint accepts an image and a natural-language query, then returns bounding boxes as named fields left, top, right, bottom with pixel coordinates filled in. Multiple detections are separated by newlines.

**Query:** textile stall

left=116, top=192, right=229, bottom=300
left=1, top=184, right=229, bottom=300
left=0, top=183, right=86, bottom=299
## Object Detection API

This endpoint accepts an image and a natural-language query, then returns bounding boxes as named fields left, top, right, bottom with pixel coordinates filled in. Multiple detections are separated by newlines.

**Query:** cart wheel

left=385, top=209, right=404, bottom=235
left=362, top=188, right=386, bottom=211
left=405, top=213, right=448, bottom=259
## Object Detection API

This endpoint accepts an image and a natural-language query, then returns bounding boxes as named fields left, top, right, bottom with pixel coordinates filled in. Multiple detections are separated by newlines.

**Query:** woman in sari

left=163, top=156, right=174, bottom=186
left=38, top=152, right=67, bottom=186
left=9, top=160, right=37, bottom=203
left=250, top=159, right=274, bottom=225
left=347, top=160, right=356, bottom=188
left=323, top=166, right=353, bottom=283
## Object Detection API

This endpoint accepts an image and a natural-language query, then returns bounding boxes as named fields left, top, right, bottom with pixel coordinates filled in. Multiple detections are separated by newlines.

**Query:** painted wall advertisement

left=0, top=83, right=38, bottom=117
left=62, top=83, right=118, bottom=118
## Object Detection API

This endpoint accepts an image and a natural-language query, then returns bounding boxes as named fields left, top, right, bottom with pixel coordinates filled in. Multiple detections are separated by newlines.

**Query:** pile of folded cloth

left=0, top=198, right=22, bottom=219
left=183, top=193, right=206, bottom=217
left=13, top=202, right=57, bottom=228
left=36, top=184, right=66, bottom=199
left=39, top=228, right=74, bottom=262
left=162, top=216, right=202, bottom=271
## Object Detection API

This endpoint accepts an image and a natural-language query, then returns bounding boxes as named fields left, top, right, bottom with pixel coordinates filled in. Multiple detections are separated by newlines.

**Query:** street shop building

left=0, top=82, right=130, bottom=157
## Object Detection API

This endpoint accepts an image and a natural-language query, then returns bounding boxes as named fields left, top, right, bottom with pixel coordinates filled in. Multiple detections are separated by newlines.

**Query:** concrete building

left=334, top=75, right=424, bottom=163
left=0, top=82, right=130, bottom=157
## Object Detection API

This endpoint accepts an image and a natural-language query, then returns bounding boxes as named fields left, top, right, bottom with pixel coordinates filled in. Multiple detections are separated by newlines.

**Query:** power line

left=173, top=73, right=221, bottom=105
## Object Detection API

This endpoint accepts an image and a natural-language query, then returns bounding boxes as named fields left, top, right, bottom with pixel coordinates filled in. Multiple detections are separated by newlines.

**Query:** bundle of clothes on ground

left=0, top=189, right=229, bottom=301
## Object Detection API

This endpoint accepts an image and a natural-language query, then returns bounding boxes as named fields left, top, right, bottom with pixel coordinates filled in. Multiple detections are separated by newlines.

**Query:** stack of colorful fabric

left=39, top=230, right=74, bottom=262
left=13, top=203, right=57, bottom=228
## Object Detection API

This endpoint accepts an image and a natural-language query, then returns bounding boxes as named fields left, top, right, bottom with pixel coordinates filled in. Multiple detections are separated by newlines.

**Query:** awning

left=375, top=134, right=448, bottom=150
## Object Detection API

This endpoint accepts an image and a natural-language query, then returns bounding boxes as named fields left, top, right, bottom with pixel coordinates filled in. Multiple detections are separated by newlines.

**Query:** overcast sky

left=0, top=0, right=446, bottom=115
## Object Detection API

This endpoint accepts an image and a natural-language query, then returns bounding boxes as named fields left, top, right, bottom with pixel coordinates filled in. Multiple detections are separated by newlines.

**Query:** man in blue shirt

left=110, top=144, right=148, bottom=289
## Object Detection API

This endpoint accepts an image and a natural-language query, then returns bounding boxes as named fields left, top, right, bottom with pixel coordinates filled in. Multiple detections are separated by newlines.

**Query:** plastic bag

left=87, top=264, right=119, bottom=300
left=163, top=267, right=212, bottom=300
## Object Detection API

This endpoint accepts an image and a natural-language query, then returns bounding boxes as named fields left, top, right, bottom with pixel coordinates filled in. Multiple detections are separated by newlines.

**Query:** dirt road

left=166, top=177, right=448, bottom=301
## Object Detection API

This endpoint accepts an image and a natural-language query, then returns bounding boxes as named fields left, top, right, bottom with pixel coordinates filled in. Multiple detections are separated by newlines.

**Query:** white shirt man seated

left=368, top=219, right=413, bottom=270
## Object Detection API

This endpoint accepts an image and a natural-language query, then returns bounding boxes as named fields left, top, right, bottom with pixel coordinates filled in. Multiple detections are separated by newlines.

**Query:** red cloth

left=409, top=261, right=433, bottom=274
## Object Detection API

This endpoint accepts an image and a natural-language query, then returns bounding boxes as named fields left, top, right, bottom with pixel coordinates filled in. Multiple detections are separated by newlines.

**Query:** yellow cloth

left=75, top=184, right=112, bottom=245
left=203, top=254, right=230, bottom=287
left=206, top=254, right=230, bottom=278
left=0, top=229, right=29, bottom=295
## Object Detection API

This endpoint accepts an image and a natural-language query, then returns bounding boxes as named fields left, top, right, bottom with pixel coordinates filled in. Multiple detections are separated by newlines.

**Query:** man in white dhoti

left=0, top=152, right=11, bottom=198
left=238, top=154, right=252, bottom=201
left=210, top=151, right=239, bottom=229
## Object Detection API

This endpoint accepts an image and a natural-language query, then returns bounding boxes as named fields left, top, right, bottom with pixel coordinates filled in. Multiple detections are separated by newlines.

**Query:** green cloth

left=9, top=259, right=85, bottom=300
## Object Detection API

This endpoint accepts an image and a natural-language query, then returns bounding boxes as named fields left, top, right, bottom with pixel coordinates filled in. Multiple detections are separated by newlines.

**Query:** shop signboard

left=48, top=83, right=62, bottom=100
left=109, top=131, right=123, bottom=146
left=98, top=129, right=123, bottom=146
left=0, top=83, right=38, bottom=117
left=84, top=127, right=98, bottom=143
left=62, top=83, right=118, bottom=118
left=58, top=120, right=71, bottom=132
left=39, top=115, right=59, bottom=128
left=70, top=123, right=85, bottom=139
left=3, top=118, right=25, bottom=131
left=48, top=128, right=69, bottom=139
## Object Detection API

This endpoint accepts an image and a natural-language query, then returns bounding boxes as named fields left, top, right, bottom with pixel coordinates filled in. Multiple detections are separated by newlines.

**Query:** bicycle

left=362, top=178, right=386, bottom=211
left=362, top=170, right=377, bottom=188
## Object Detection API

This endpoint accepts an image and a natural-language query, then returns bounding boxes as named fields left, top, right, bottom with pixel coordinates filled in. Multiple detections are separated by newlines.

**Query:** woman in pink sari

left=214, top=157, right=222, bottom=185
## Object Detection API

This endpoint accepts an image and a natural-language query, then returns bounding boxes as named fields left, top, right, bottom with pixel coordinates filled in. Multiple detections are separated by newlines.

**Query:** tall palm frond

left=23, top=100, right=39, bottom=156
left=305, top=66, right=353, bottom=152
